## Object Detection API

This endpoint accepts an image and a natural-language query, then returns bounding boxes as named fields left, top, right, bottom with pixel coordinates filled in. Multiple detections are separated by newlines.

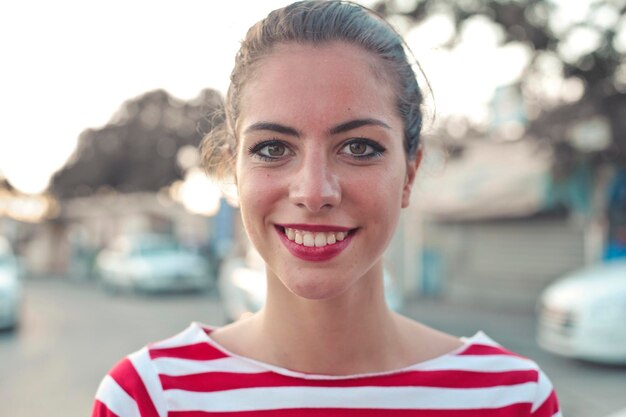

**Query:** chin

left=288, top=282, right=343, bottom=301
left=279, top=271, right=362, bottom=303
left=283, top=276, right=348, bottom=301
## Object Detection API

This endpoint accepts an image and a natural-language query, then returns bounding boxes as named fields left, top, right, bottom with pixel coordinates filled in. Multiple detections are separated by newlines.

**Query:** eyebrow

left=244, top=122, right=301, bottom=137
left=243, top=118, right=392, bottom=137
left=329, top=118, right=392, bottom=135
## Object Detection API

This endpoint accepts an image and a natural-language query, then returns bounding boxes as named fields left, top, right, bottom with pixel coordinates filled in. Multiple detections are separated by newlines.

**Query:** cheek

left=238, top=174, right=263, bottom=211
left=363, top=170, right=405, bottom=228
left=353, top=168, right=405, bottom=207
left=236, top=170, right=282, bottom=226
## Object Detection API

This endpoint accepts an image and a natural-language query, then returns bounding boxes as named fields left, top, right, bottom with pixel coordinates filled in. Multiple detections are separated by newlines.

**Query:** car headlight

left=589, top=296, right=626, bottom=322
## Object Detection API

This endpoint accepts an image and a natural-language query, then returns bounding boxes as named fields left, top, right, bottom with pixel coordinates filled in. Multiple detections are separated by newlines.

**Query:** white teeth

left=314, top=233, right=327, bottom=247
left=283, top=228, right=349, bottom=247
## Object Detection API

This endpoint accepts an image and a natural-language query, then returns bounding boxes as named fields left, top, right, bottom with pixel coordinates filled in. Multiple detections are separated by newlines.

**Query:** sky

left=0, top=0, right=598, bottom=195
left=0, top=0, right=296, bottom=194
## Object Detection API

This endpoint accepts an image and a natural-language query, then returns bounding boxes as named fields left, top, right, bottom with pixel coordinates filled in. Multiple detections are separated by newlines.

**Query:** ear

left=401, top=146, right=422, bottom=208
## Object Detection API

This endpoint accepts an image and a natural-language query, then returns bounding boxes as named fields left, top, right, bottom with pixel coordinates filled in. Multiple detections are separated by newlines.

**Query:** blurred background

left=1, top=0, right=625, bottom=416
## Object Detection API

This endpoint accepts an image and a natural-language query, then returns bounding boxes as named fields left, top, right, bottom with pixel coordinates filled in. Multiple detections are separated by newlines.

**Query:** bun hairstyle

left=201, top=0, right=424, bottom=176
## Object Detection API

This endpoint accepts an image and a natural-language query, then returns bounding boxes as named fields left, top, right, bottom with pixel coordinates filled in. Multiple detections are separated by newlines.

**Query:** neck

left=255, top=271, right=404, bottom=375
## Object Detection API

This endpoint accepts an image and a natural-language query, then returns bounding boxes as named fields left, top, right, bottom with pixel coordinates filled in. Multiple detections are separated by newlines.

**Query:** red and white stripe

left=92, top=323, right=561, bottom=417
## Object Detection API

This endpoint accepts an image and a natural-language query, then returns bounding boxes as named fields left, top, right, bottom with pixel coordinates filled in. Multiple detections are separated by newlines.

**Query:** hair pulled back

left=201, top=0, right=424, bottom=174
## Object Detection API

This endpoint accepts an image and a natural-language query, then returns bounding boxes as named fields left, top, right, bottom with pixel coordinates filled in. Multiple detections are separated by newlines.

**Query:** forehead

left=237, top=42, right=400, bottom=135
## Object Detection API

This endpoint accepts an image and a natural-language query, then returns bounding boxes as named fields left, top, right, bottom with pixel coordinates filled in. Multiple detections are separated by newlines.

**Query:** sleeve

left=530, top=369, right=562, bottom=417
left=92, top=350, right=163, bottom=417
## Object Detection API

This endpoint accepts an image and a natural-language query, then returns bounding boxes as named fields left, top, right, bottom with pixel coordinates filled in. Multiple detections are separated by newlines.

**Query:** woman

left=92, top=2, right=561, bottom=416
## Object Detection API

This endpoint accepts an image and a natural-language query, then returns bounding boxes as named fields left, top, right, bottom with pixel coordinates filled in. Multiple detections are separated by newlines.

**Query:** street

left=1, top=277, right=624, bottom=417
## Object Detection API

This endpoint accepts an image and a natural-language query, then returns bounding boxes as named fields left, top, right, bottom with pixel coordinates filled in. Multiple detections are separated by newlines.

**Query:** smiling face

left=235, top=42, right=418, bottom=302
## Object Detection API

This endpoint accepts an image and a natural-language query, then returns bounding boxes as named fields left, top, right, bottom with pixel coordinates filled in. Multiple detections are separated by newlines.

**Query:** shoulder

left=92, top=347, right=160, bottom=417
left=92, top=323, right=221, bottom=417
left=449, top=332, right=561, bottom=417
left=394, top=320, right=561, bottom=416
left=454, top=331, right=548, bottom=377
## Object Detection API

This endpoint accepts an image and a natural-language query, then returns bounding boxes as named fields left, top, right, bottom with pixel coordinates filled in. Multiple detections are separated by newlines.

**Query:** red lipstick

left=278, top=224, right=352, bottom=232
left=275, top=225, right=355, bottom=262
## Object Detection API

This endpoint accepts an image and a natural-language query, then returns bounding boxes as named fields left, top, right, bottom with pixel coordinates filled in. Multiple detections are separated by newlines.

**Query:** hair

left=201, top=0, right=425, bottom=176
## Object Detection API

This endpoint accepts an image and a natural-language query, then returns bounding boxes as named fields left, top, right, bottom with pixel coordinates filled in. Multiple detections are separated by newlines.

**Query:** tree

left=375, top=0, right=626, bottom=165
left=51, top=88, right=223, bottom=199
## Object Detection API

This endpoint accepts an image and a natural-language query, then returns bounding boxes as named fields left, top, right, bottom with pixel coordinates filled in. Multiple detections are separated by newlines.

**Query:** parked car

left=537, top=259, right=626, bottom=364
left=218, top=247, right=403, bottom=322
left=0, top=237, right=23, bottom=330
left=95, top=233, right=213, bottom=294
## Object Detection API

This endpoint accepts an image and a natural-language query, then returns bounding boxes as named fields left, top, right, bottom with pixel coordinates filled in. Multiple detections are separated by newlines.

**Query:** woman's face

left=235, top=42, right=418, bottom=301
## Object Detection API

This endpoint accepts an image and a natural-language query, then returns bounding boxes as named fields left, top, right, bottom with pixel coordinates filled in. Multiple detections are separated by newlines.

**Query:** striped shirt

left=92, top=322, right=561, bottom=417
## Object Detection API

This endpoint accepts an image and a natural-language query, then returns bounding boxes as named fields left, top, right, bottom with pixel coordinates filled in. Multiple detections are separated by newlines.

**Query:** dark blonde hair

left=201, top=0, right=424, bottom=175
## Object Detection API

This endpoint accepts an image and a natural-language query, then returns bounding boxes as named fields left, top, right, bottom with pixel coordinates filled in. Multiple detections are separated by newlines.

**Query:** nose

left=289, top=151, right=341, bottom=212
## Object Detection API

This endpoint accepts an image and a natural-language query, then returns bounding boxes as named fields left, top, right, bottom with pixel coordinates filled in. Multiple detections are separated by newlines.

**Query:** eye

left=248, top=139, right=292, bottom=162
left=340, top=138, right=386, bottom=160
left=262, top=143, right=287, bottom=157
left=348, top=142, right=368, bottom=155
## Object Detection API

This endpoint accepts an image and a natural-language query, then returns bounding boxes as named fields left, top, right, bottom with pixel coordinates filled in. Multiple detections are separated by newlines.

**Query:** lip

left=274, top=225, right=355, bottom=262
left=277, top=223, right=353, bottom=233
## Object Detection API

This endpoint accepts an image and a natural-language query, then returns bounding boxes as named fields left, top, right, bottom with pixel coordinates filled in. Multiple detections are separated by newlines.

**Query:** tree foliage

left=376, top=0, right=626, bottom=164
left=51, top=89, right=223, bottom=199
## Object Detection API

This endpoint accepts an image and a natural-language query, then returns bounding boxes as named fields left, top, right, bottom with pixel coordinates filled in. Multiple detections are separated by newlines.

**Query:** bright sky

left=0, top=0, right=294, bottom=194
left=0, top=0, right=593, bottom=195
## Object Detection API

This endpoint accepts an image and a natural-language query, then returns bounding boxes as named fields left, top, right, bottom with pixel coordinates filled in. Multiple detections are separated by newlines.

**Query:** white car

left=0, top=237, right=23, bottom=330
left=96, top=234, right=213, bottom=293
left=218, top=247, right=403, bottom=322
left=537, top=259, right=626, bottom=364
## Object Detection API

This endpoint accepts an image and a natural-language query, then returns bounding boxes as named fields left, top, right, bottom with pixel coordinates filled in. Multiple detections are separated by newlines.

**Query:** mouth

left=280, top=227, right=353, bottom=247
left=274, top=225, right=357, bottom=261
